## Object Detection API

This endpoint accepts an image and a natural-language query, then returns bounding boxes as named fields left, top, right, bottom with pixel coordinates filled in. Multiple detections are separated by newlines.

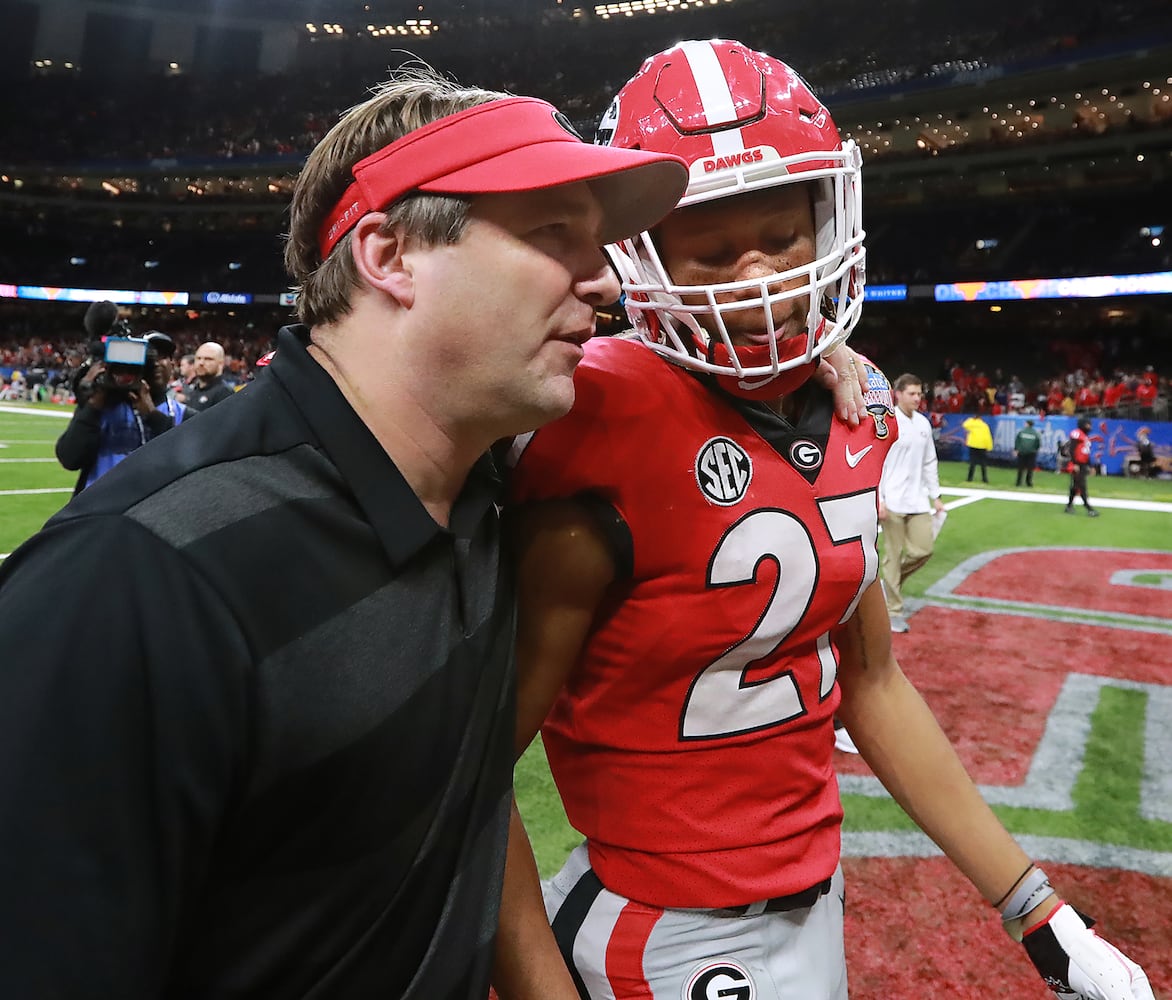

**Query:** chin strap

left=713, top=360, right=818, bottom=401
left=706, top=321, right=826, bottom=402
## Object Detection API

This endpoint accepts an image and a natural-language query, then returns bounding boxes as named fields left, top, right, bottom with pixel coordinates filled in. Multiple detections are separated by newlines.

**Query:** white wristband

left=1000, top=867, right=1053, bottom=923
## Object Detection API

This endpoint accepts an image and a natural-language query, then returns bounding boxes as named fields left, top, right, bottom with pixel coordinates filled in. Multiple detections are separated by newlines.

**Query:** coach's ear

left=350, top=212, right=415, bottom=309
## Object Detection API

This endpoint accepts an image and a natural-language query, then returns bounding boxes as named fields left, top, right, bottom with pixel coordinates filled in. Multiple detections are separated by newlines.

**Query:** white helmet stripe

left=679, top=40, right=745, bottom=158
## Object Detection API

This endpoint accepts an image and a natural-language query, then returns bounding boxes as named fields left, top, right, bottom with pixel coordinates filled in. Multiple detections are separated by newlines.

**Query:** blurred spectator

left=879, top=374, right=946, bottom=633
left=186, top=341, right=234, bottom=412
left=173, top=353, right=196, bottom=403
left=962, top=413, right=993, bottom=483
left=1014, top=418, right=1041, bottom=487
left=1136, top=426, right=1156, bottom=478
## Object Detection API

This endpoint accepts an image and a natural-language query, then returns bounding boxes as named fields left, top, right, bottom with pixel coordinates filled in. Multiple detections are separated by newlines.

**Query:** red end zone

left=844, top=857, right=1172, bottom=998
left=951, top=547, right=1172, bottom=619
left=837, top=604, right=1168, bottom=784
left=837, top=548, right=1171, bottom=785
left=839, top=547, right=1171, bottom=997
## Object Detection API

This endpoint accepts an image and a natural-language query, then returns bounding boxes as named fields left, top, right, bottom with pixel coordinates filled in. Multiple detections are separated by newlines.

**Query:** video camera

left=74, top=301, right=162, bottom=401
left=89, top=335, right=156, bottom=397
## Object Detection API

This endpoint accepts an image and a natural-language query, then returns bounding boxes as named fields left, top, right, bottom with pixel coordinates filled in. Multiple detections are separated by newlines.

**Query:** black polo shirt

left=184, top=373, right=234, bottom=412
left=0, top=326, right=515, bottom=999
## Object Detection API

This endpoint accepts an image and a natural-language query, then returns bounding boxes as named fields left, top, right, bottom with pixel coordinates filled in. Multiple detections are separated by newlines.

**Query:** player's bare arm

left=835, top=581, right=1038, bottom=903
left=507, top=498, right=618, bottom=756
left=493, top=498, right=618, bottom=1000
left=493, top=801, right=581, bottom=1000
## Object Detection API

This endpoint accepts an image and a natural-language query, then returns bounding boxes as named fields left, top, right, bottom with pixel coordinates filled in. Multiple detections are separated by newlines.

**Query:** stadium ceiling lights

left=366, top=19, right=437, bottom=37
left=591, top=0, right=733, bottom=18
left=306, top=19, right=436, bottom=37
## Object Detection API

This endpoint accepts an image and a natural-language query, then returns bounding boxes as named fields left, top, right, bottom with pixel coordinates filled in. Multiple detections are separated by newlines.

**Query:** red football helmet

left=598, top=39, right=865, bottom=397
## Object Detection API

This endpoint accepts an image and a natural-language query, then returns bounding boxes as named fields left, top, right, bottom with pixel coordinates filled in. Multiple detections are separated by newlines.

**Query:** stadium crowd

left=2, top=304, right=1165, bottom=422
left=2, top=0, right=1168, bottom=167
left=1, top=0, right=1168, bottom=429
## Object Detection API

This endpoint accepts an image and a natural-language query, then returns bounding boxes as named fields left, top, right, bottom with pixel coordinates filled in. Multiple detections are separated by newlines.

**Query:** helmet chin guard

left=599, top=39, right=865, bottom=399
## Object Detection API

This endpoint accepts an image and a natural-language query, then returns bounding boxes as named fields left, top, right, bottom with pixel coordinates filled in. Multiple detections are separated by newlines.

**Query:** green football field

left=3, top=401, right=1171, bottom=993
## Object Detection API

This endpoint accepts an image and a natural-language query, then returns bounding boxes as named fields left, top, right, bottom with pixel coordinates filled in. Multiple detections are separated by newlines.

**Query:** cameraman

left=56, top=331, right=186, bottom=493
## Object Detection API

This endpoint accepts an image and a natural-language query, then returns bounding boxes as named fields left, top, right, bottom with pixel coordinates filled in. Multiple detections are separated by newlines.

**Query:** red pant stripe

left=605, top=901, right=664, bottom=999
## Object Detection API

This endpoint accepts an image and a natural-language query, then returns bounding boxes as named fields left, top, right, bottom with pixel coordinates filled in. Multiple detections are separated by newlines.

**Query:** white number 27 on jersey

left=680, top=490, right=878, bottom=740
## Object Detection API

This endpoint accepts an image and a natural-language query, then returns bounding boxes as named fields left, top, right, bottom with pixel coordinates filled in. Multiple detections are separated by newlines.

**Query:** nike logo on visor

left=845, top=444, right=873, bottom=468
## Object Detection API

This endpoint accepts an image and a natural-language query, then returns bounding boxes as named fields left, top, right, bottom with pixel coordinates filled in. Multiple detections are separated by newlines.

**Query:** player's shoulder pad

left=546, top=335, right=679, bottom=427
left=503, top=336, right=677, bottom=481
left=574, top=334, right=668, bottom=394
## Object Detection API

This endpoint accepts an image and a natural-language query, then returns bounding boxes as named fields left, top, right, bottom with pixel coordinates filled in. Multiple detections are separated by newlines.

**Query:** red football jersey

left=1070, top=427, right=1092, bottom=465
left=508, top=338, right=897, bottom=907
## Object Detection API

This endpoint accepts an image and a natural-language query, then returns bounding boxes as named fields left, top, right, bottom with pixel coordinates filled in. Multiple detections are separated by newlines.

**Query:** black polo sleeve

left=142, top=405, right=175, bottom=438
left=54, top=402, right=103, bottom=471
left=0, top=515, right=252, bottom=998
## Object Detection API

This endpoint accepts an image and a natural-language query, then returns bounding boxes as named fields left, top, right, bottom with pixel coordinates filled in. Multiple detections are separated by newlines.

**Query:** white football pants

left=544, top=844, right=848, bottom=1000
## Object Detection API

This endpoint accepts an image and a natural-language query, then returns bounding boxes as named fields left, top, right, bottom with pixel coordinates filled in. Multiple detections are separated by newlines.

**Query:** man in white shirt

left=879, top=373, right=946, bottom=632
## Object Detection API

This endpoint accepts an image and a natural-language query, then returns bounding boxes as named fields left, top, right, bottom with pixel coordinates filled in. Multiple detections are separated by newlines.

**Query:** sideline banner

left=934, top=413, right=1172, bottom=476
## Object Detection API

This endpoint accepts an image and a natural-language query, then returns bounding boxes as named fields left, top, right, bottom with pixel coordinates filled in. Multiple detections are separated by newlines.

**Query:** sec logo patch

left=695, top=437, right=753, bottom=505
left=684, top=959, right=756, bottom=1000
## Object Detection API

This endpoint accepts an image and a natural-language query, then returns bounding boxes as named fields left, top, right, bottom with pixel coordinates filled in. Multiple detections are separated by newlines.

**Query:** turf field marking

left=842, top=831, right=1172, bottom=876
left=940, top=494, right=985, bottom=511
left=0, top=488, right=73, bottom=496
left=1110, top=569, right=1172, bottom=591
left=1142, top=683, right=1172, bottom=824
left=0, top=457, right=59, bottom=463
left=839, top=673, right=1172, bottom=822
left=941, top=485, right=1172, bottom=514
left=921, top=546, right=1172, bottom=635
left=0, top=405, right=71, bottom=419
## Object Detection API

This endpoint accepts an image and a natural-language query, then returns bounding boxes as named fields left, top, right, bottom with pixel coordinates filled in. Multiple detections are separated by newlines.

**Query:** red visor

left=317, top=97, right=688, bottom=258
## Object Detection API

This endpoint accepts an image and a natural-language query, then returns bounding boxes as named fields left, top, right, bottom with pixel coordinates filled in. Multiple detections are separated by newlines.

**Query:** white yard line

left=0, top=404, right=72, bottom=419
left=942, top=485, right=1172, bottom=514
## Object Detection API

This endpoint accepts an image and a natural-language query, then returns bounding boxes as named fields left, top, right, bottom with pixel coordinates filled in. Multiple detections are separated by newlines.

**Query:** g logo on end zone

left=685, top=960, right=755, bottom=1000
left=696, top=437, right=753, bottom=505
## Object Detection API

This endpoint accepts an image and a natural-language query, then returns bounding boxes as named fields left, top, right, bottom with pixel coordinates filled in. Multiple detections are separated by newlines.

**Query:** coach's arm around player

left=832, top=580, right=1156, bottom=1000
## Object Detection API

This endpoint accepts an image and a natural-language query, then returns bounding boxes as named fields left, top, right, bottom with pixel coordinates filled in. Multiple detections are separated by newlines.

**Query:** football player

left=1066, top=414, right=1100, bottom=516
left=493, top=40, right=1153, bottom=1000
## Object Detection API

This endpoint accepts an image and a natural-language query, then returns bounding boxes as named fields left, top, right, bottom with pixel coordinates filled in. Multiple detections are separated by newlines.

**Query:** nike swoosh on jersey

left=845, top=444, right=873, bottom=468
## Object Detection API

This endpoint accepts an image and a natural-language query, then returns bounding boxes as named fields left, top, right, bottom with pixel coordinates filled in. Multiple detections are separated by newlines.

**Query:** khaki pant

left=881, top=510, right=934, bottom=616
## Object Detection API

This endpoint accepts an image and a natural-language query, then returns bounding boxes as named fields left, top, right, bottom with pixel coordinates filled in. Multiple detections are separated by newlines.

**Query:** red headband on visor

left=317, top=97, right=688, bottom=258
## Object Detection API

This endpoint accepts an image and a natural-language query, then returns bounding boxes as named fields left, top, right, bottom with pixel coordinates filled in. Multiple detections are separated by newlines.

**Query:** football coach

left=0, top=66, right=686, bottom=999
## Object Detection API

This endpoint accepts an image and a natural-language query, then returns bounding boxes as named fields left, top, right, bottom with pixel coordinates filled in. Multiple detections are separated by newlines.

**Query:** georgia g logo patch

left=696, top=437, right=752, bottom=506
left=684, top=959, right=756, bottom=1000
left=788, top=438, right=823, bottom=471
